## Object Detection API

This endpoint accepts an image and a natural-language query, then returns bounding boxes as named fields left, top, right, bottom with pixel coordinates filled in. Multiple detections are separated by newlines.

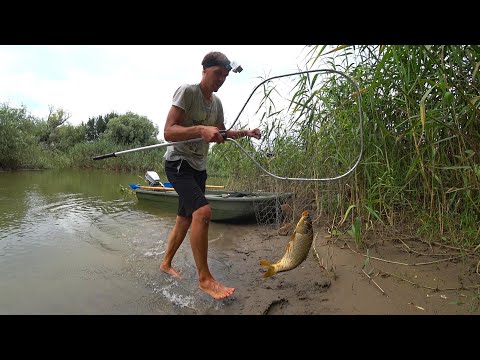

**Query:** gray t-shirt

left=164, top=83, right=224, bottom=171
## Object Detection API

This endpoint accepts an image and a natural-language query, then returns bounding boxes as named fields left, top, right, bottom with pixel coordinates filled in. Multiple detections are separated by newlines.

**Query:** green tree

left=104, top=111, right=159, bottom=145
left=85, top=112, right=118, bottom=141
left=0, top=103, right=38, bottom=169
left=38, top=106, right=72, bottom=145
left=49, top=124, right=87, bottom=152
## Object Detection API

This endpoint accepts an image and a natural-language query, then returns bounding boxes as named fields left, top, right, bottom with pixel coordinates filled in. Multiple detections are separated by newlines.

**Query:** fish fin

left=288, top=229, right=297, bottom=242
left=259, top=260, right=276, bottom=278
left=284, top=238, right=294, bottom=253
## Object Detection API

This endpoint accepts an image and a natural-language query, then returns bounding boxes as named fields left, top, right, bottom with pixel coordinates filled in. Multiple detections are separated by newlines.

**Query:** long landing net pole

left=92, top=138, right=204, bottom=160
left=92, top=69, right=364, bottom=182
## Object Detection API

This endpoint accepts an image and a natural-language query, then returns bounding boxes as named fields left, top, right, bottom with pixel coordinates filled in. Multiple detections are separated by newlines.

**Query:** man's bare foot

left=160, top=264, right=181, bottom=278
left=199, top=278, right=235, bottom=300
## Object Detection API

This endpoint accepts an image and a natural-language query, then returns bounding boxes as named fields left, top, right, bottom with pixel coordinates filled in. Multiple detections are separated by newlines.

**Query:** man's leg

left=160, top=215, right=192, bottom=278
left=190, top=204, right=235, bottom=300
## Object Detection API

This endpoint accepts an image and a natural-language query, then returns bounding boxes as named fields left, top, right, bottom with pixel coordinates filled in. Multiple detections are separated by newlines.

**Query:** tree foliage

left=49, top=124, right=87, bottom=152
left=84, top=112, right=119, bottom=141
left=103, top=111, right=159, bottom=145
left=0, top=103, right=39, bottom=169
left=38, top=106, right=72, bottom=145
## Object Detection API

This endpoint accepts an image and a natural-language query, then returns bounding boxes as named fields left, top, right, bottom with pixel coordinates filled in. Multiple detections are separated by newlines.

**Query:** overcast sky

left=0, top=45, right=311, bottom=140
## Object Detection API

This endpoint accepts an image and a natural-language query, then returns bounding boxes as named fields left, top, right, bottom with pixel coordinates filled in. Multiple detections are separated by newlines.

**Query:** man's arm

left=164, top=105, right=225, bottom=143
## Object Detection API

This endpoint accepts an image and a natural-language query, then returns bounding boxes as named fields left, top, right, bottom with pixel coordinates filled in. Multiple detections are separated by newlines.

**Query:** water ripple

left=0, top=190, right=140, bottom=248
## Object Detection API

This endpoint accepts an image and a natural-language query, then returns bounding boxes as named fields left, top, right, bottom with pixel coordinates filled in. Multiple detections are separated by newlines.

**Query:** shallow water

left=0, top=169, right=251, bottom=314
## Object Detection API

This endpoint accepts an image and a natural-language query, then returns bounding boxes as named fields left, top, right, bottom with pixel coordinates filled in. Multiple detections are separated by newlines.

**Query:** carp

left=260, top=210, right=314, bottom=278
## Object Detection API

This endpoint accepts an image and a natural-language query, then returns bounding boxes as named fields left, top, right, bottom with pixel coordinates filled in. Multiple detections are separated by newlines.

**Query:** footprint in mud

left=262, top=298, right=289, bottom=315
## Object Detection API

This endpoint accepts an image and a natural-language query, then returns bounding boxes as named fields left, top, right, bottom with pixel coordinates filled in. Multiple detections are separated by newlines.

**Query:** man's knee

left=176, top=215, right=192, bottom=229
left=193, top=205, right=212, bottom=224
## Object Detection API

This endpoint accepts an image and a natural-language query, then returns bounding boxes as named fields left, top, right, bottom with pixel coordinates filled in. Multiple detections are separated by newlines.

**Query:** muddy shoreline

left=193, top=223, right=480, bottom=315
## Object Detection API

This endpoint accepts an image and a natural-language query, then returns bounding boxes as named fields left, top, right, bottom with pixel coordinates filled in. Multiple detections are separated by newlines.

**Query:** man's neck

left=199, top=82, right=213, bottom=101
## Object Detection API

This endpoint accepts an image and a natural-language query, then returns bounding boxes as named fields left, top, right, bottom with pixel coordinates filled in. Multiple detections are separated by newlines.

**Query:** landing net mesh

left=209, top=69, right=361, bottom=231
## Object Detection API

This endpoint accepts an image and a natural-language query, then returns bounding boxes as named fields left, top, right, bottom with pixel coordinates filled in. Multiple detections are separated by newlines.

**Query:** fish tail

left=259, top=260, right=277, bottom=278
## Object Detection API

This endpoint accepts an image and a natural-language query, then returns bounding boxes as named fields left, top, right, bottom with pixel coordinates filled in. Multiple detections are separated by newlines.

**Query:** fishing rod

left=92, top=69, right=364, bottom=182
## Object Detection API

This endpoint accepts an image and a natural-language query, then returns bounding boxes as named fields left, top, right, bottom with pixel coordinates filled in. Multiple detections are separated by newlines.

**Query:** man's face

left=204, top=66, right=230, bottom=92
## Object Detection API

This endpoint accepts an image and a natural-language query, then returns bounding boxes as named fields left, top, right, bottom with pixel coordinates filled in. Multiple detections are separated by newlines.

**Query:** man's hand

left=200, top=126, right=225, bottom=144
left=247, top=128, right=261, bottom=140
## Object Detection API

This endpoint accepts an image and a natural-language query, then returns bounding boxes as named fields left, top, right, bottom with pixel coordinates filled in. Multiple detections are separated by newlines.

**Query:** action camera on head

left=203, top=59, right=243, bottom=73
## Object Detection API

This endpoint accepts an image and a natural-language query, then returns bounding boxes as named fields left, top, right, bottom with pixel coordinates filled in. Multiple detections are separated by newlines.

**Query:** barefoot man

left=159, top=51, right=261, bottom=299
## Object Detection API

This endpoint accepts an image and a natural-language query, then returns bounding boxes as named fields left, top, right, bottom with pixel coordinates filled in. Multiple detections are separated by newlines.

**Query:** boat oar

left=129, top=184, right=176, bottom=191
left=162, top=181, right=224, bottom=189
left=129, top=183, right=224, bottom=190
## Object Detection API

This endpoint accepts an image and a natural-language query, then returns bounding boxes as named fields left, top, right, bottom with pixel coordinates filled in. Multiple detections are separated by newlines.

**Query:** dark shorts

left=164, top=159, right=208, bottom=218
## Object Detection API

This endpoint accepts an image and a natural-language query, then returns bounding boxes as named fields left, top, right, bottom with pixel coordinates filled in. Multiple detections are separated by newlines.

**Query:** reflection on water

left=0, top=169, right=250, bottom=314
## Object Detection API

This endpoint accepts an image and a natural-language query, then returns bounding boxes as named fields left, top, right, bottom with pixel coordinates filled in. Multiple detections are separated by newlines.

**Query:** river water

left=0, top=169, right=255, bottom=314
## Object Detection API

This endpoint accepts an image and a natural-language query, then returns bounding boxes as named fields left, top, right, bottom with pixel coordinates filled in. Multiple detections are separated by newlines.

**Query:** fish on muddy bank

left=260, top=210, right=314, bottom=278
